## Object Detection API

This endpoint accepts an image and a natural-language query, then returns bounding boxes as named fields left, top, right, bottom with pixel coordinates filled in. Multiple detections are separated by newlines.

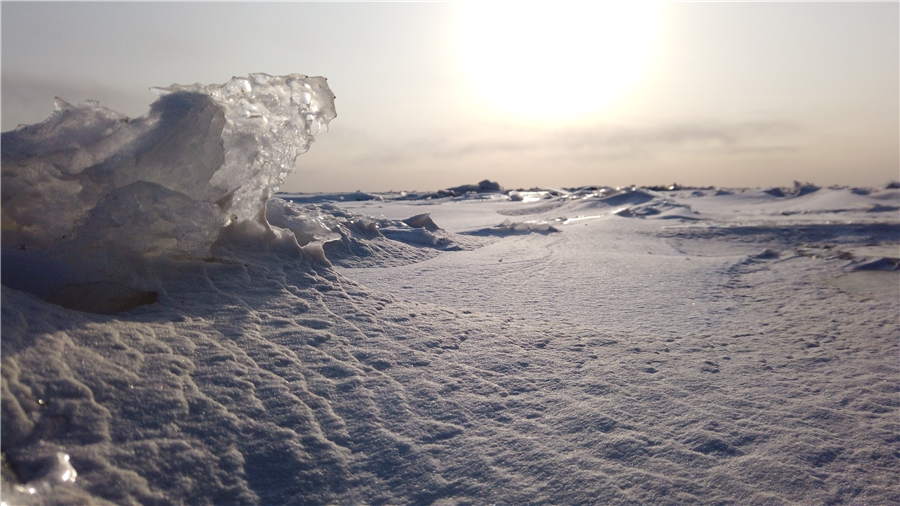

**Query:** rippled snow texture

left=2, top=74, right=898, bottom=505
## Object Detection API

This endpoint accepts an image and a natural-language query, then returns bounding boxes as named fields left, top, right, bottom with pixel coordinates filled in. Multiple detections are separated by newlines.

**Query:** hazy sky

left=2, top=2, right=898, bottom=192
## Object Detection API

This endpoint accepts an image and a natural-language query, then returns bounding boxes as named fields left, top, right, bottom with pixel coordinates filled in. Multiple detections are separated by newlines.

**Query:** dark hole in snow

left=44, top=283, right=158, bottom=314
left=690, top=437, right=740, bottom=457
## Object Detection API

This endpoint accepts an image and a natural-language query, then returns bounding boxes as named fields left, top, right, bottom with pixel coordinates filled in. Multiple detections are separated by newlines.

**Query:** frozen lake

left=4, top=185, right=898, bottom=505
left=2, top=76, right=897, bottom=505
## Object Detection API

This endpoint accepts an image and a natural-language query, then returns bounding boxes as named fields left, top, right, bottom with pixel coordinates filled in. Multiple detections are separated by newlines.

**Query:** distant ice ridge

left=1, top=74, right=336, bottom=299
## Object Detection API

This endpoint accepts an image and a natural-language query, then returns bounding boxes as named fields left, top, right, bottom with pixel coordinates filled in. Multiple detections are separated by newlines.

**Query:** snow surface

left=2, top=77, right=899, bottom=505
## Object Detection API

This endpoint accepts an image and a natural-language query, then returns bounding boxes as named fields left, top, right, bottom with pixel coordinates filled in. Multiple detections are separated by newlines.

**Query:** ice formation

left=491, top=219, right=559, bottom=234
left=267, top=199, right=458, bottom=265
left=2, top=74, right=334, bottom=254
left=2, top=74, right=335, bottom=294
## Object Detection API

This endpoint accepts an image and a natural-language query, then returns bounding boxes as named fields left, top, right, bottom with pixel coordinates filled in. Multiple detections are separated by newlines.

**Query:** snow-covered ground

left=2, top=77, right=898, bottom=505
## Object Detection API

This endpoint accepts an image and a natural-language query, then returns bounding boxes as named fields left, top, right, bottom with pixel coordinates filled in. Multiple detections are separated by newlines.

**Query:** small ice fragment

left=55, top=453, right=77, bottom=484
left=755, top=248, right=780, bottom=259
left=402, top=213, right=440, bottom=231
left=485, top=219, right=558, bottom=234
left=302, top=242, right=331, bottom=264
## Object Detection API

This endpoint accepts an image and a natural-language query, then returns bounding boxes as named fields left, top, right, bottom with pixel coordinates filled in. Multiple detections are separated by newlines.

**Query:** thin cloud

left=377, top=120, right=801, bottom=163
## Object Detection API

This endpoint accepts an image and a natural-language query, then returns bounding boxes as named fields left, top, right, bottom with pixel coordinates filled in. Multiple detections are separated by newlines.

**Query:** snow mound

left=268, top=198, right=468, bottom=268
left=597, top=188, right=659, bottom=207
left=463, top=219, right=560, bottom=236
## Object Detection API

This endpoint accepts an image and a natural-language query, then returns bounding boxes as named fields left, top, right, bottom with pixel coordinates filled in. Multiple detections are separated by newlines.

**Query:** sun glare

left=457, top=2, right=660, bottom=122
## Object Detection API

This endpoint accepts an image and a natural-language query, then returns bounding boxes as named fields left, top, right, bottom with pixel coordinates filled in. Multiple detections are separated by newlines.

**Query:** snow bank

left=463, top=218, right=560, bottom=236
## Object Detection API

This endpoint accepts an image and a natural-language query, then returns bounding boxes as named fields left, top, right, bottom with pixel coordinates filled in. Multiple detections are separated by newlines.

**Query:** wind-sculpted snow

left=2, top=77, right=899, bottom=504
left=4, top=189, right=899, bottom=505
left=267, top=198, right=478, bottom=267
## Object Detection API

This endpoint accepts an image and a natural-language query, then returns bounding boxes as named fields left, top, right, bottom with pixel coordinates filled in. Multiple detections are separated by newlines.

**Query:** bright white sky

left=2, top=2, right=898, bottom=192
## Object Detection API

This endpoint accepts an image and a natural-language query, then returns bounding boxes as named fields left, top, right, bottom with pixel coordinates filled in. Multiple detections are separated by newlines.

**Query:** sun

left=457, top=2, right=660, bottom=122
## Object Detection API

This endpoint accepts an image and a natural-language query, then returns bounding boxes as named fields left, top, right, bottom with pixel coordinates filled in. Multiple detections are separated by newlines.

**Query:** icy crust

left=1, top=74, right=336, bottom=259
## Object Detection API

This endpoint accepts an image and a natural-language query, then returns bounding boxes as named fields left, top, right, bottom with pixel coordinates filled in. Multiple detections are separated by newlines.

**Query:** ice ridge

left=1, top=74, right=336, bottom=300
left=1, top=73, right=336, bottom=258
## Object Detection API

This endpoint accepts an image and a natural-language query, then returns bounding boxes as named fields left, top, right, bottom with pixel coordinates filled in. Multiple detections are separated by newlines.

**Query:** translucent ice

left=1, top=74, right=336, bottom=258
left=267, top=198, right=455, bottom=263
left=266, top=197, right=343, bottom=262
left=1, top=74, right=335, bottom=298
